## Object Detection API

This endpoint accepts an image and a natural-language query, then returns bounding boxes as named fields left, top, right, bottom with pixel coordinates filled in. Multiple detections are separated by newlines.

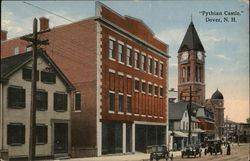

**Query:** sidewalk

left=47, top=151, right=182, bottom=161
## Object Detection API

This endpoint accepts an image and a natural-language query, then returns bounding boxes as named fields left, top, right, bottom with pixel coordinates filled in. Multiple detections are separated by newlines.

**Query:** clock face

left=197, top=51, right=203, bottom=61
left=181, top=52, right=189, bottom=62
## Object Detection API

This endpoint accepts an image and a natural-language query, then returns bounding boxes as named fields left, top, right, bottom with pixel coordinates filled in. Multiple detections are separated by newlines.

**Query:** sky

left=1, top=0, right=249, bottom=123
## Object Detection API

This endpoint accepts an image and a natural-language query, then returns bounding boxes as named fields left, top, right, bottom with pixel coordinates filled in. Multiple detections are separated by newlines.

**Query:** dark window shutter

left=20, top=88, right=25, bottom=108
left=44, top=126, right=48, bottom=143
left=7, top=124, right=12, bottom=145
left=63, top=94, right=68, bottom=111
left=21, top=125, right=25, bottom=144
left=8, top=87, right=13, bottom=107
left=54, top=93, right=58, bottom=110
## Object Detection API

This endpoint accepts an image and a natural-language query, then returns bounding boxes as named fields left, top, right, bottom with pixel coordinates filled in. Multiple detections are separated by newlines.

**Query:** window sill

left=36, top=108, right=48, bottom=111
left=36, top=143, right=47, bottom=145
left=54, top=110, right=67, bottom=112
left=141, top=114, right=146, bottom=117
left=135, top=68, right=140, bottom=70
left=109, top=58, right=116, bottom=61
left=118, top=112, right=124, bottom=115
left=108, top=110, right=115, bottom=114
left=148, top=115, right=153, bottom=118
left=127, top=64, right=132, bottom=68
left=134, top=90, right=139, bottom=93
left=42, top=81, right=56, bottom=84
left=8, top=106, right=25, bottom=109
left=126, top=113, right=132, bottom=115
left=118, top=61, right=125, bottom=65
left=74, top=110, right=81, bottom=112
left=134, top=113, right=139, bottom=116
left=142, top=92, right=146, bottom=94
left=9, top=143, right=23, bottom=146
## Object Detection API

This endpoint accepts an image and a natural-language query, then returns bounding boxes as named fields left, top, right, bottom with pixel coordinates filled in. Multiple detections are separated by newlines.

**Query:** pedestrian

left=227, top=142, right=231, bottom=155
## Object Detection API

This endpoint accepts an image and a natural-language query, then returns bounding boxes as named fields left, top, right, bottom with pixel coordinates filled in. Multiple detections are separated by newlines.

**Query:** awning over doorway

left=174, top=131, right=188, bottom=137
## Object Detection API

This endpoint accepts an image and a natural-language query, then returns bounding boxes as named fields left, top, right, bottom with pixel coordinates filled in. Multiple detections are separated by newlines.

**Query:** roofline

left=1, top=16, right=97, bottom=43
left=95, top=17, right=169, bottom=58
left=1, top=49, right=75, bottom=91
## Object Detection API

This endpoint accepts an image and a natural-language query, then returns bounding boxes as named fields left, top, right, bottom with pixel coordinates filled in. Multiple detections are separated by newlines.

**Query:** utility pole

left=20, top=18, right=49, bottom=161
left=188, top=85, right=192, bottom=145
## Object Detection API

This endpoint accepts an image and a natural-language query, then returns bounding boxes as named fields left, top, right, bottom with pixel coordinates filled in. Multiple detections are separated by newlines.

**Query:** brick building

left=205, top=89, right=225, bottom=139
left=176, top=21, right=215, bottom=140
left=1, top=2, right=169, bottom=157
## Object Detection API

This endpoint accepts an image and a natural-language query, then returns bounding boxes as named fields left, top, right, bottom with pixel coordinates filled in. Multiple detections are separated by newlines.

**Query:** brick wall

left=1, top=18, right=98, bottom=157
left=100, top=25, right=167, bottom=123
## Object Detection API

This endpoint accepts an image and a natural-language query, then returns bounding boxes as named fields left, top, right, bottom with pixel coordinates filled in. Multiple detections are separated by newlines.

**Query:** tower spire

left=191, top=14, right=193, bottom=23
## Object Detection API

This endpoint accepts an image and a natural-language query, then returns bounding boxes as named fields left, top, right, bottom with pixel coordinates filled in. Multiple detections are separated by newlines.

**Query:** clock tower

left=178, top=21, right=206, bottom=105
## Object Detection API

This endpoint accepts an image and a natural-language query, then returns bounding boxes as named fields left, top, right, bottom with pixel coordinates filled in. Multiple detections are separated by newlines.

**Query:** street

left=172, top=144, right=249, bottom=161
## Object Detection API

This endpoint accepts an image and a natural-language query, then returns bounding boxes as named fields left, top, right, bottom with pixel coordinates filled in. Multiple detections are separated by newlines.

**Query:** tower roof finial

left=191, top=14, right=193, bottom=23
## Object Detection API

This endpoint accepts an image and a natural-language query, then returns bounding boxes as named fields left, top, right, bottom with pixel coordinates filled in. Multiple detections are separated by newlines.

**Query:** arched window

left=199, top=66, right=202, bottom=82
left=187, top=66, right=190, bottom=81
left=182, top=67, right=186, bottom=82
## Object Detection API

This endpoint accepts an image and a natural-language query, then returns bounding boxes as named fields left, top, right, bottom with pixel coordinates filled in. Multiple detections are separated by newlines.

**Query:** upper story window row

left=22, top=67, right=56, bottom=84
left=7, top=86, right=68, bottom=112
left=108, top=37, right=164, bottom=78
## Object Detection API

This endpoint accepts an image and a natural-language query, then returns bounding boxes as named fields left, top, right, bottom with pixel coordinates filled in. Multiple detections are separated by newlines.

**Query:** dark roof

left=211, top=89, right=224, bottom=99
left=1, top=49, right=74, bottom=91
left=1, top=52, right=32, bottom=78
left=178, top=22, right=205, bottom=53
left=169, top=101, right=189, bottom=120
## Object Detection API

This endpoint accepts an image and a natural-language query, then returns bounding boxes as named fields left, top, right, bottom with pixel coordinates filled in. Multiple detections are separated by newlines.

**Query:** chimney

left=39, top=17, right=49, bottom=31
left=1, top=30, right=7, bottom=41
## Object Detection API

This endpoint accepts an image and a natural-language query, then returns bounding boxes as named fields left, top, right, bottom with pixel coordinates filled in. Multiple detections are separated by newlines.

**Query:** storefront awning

left=174, top=131, right=188, bottom=137
left=193, top=128, right=206, bottom=133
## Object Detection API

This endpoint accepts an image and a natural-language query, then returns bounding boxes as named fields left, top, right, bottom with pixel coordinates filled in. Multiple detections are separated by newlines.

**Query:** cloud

left=214, top=54, right=230, bottom=60
left=156, top=28, right=184, bottom=46
left=169, top=62, right=178, bottom=67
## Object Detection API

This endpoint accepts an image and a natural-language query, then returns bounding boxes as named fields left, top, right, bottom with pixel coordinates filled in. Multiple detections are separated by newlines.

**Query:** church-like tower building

left=177, top=21, right=206, bottom=105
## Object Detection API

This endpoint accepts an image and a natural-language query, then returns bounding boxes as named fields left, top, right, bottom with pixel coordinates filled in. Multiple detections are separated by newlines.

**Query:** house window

left=154, top=60, right=158, bottom=75
left=160, top=87, right=163, bottom=97
left=141, top=55, right=146, bottom=71
left=142, top=81, right=146, bottom=93
left=118, top=93, right=123, bottom=112
left=126, top=48, right=132, bottom=66
left=134, top=51, right=139, bottom=69
left=148, top=84, right=152, bottom=95
left=74, top=92, right=81, bottom=111
left=182, top=67, right=186, bottom=82
left=182, top=122, right=185, bottom=130
left=36, top=90, right=48, bottom=111
left=126, top=95, right=132, bottom=113
left=148, top=58, right=152, bottom=73
left=134, top=79, right=139, bottom=92
left=22, top=68, right=39, bottom=81
left=159, top=63, right=164, bottom=77
left=187, top=66, right=190, bottom=81
left=109, top=91, right=115, bottom=111
left=109, top=39, right=115, bottom=59
left=41, top=71, right=56, bottom=84
left=13, top=47, right=19, bottom=55
left=26, top=45, right=32, bottom=52
left=8, top=87, right=25, bottom=108
left=154, top=85, right=158, bottom=96
left=36, top=125, right=47, bottom=144
left=118, top=44, right=124, bottom=63
left=54, top=93, right=67, bottom=111
left=7, top=124, right=25, bottom=145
